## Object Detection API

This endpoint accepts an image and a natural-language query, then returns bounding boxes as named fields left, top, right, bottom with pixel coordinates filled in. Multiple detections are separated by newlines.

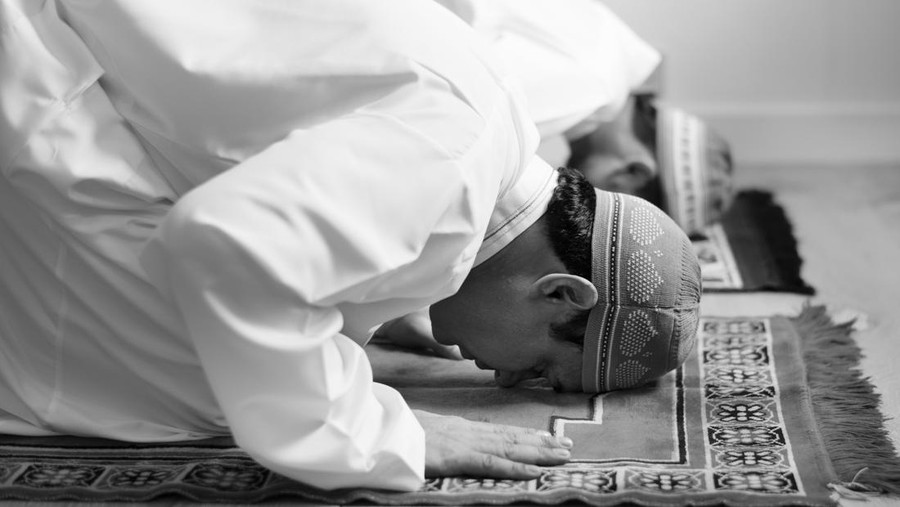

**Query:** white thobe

left=0, top=0, right=556, bottom=491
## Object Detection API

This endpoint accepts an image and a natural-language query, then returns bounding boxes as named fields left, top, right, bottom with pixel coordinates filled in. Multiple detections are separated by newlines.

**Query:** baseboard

left=659, top=101, right=900, bottom=165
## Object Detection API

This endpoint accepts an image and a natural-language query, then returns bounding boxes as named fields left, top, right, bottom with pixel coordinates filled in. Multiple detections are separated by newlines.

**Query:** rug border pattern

left=0, top=315, right=838, bottom=506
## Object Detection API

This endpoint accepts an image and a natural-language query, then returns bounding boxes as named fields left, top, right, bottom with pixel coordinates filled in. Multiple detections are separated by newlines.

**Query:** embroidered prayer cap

left=582, top=190, right=701, bottom=393
left=657, top=106, right=735, bottom=236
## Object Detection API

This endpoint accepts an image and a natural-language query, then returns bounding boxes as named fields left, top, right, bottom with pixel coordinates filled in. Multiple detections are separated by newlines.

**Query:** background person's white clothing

left=435, top=0, right=661, bottom=139
left=0, top=0, right=555, bottom=491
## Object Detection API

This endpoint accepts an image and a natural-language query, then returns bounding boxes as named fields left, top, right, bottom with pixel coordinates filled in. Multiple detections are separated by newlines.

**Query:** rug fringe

left=794, top=304, right=900, bottom=494
left=734, top=190, right=815, bottom=294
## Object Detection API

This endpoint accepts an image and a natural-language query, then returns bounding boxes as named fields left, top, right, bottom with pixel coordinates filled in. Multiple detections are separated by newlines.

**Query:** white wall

left=603, top=0, right=900, bottom=164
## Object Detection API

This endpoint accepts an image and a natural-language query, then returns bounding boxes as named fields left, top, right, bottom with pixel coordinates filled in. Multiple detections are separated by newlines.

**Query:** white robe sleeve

left=139, top=110, right=493, bottom=490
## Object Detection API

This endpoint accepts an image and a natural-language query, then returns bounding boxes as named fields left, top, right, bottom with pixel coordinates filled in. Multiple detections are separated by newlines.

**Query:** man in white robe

left=0, top=0, right=700, bottom=491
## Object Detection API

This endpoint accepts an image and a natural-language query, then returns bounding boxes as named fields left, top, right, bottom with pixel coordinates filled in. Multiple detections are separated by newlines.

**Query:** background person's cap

left=657, top=107, right=735, bottom=236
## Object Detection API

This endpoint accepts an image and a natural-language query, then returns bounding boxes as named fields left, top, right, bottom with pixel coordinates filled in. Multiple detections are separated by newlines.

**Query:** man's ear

left=532, top=274, right=598, bottom=311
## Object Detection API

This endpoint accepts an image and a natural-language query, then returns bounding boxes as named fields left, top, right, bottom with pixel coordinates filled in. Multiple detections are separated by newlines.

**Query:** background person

left=434, top=0, right=735, bottom=235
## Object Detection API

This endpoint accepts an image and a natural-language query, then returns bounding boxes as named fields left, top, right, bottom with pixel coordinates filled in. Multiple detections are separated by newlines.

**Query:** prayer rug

left=694, top=190, right=815, bottom=294
left=0, top=307, right=896, bottom=504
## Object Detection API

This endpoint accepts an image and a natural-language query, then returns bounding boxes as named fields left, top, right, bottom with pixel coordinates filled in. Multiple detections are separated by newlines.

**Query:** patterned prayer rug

left=0, top=307, right=896, bottom=504
left=694, top=190, right=815, bottom=294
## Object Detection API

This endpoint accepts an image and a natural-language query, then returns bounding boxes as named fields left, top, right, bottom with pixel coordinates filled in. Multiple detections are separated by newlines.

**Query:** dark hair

left=544, top=167, right=595, bottom=347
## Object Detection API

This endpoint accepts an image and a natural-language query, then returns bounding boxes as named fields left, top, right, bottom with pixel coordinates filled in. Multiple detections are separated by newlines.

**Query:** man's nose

left=494, top=369, right=541, bottom=387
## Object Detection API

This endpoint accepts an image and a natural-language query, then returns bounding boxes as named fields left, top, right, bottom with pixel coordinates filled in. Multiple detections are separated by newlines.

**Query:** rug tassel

left=737, top=190, right=815, bottom=294
left=828, top=468, right=885, bottom=500
left=796, top=305, right=900, bottom=494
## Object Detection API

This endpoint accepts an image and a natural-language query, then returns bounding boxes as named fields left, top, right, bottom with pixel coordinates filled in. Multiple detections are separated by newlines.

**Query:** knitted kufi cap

left=657, top=107, right=735, bottom=236
left=582, top=190, right=702, bottom=393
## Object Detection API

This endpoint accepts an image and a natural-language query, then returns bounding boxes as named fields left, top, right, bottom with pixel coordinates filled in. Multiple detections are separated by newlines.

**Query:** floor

left=704, top=163, right=900, bottom=506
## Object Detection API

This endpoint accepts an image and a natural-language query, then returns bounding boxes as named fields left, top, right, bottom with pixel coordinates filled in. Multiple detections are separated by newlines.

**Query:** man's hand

left=413, top=410, right=572, bottom=479
left=374, top=310, right=463, bottom=360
